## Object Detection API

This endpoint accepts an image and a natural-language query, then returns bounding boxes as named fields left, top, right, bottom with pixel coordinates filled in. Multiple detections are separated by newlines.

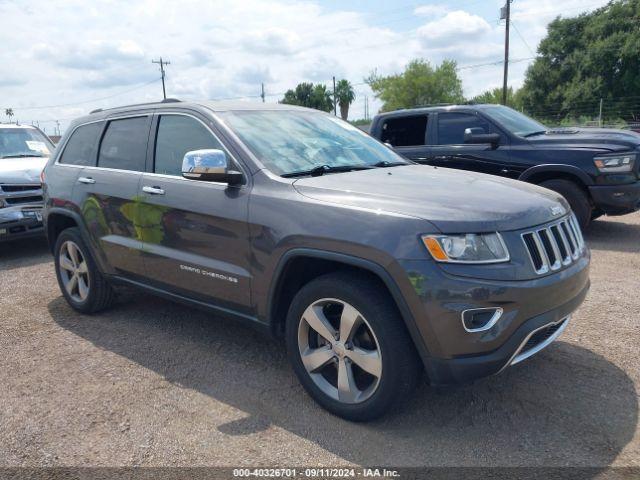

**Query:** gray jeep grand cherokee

left=42, top=100, right=590, bottom=421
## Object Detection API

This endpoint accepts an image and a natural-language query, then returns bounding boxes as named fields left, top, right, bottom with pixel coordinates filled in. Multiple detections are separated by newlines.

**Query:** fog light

left=462, top=307, right=503, bottom=333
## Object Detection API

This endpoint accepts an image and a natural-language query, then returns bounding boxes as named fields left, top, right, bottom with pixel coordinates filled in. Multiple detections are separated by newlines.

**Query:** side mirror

left=181, top=149, right=243, bottom=185
left=464, top=127, right=500, bottom=148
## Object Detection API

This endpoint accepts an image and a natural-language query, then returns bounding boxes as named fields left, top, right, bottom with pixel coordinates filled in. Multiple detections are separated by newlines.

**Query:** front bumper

left=395, top=251, right=590, bottom=385
left=0, top=207, right=44, bottom=242
left=589, top=182, right=640, bottom=215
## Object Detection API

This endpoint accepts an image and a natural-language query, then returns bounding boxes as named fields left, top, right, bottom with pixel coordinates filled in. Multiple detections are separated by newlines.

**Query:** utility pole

left=333, top=76, right=337, bottom=116
left=598, top=98, right=603, bottom=127
left=501, top=0, right=512, bottom=106
left=55, top=120, right=60, bottom=136
left=261, top=83, right=265, bottom=103
left=152, top=57, right=170, bottom=100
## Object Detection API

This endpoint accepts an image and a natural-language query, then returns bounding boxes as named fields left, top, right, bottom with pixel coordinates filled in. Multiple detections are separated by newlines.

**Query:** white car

left=0, top=123, right=55, bottom=241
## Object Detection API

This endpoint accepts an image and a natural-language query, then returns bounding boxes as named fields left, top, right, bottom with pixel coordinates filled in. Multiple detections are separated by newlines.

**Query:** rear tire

left=54, top=227, right=114, bottom=314
left=285, top=271, right=421, bottom=421
left=540, top=179, right=592, bottom=230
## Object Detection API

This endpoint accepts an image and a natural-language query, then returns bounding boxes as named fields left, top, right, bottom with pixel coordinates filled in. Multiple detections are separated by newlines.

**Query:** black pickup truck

left=370, top=105, right=640, bottom=229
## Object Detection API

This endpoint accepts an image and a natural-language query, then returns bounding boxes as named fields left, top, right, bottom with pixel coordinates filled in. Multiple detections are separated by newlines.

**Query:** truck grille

left=0, top=184, right=43, bottom=208
left=521, top=214, right=585, bottom=275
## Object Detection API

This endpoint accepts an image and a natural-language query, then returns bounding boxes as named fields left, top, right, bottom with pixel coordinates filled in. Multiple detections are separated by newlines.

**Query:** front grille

left=0, top=184, right=43, bottom=208
left=521, top=214, right=585, bottom=275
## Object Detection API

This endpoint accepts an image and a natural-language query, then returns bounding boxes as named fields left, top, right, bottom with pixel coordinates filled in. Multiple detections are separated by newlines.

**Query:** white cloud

left=413, top=5, right=449, bottom=18
left=417, top=11, right=492, bottom=48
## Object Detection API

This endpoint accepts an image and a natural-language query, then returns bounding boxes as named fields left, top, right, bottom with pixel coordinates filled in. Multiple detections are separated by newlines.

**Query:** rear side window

left=58, top=123, right=102, bottom=166
left=381, top=115, right=428, bottom=147
left=437, top=113, right=492, bottom=145
left=98, top=117, right=149, bottom=171
left=154, top=115, right=224, bottom=176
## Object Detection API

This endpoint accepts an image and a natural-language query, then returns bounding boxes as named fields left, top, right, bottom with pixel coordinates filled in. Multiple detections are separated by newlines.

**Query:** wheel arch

left=45, top=208, right=83, bottom=253
left=519, top=164, right=594, bottom=187
left=266, top=248, right=431, bottom=362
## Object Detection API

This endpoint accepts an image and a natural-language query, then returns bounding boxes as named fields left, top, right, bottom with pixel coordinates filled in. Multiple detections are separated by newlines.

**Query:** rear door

left=431, top=111, right=511, bottom=175
left=73, top=114, right=152, bottom=277
left=379, top=114, right=432, bottom=162
left=138, top=112, right=252, bottom=313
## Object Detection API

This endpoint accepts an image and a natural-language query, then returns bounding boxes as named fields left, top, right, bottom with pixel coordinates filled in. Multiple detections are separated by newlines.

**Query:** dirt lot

left=0, top=213, right=638, bottom=469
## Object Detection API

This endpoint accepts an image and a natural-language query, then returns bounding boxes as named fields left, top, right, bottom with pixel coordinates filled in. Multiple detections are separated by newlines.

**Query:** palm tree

left=335, top=80, right=355, bottom=120
left=5, top=108, right=14, bottom=123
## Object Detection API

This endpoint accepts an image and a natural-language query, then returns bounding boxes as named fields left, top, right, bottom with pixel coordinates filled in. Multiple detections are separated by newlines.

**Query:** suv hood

left=0, top=156, right=48, bottom=184
left=528, top=128, right=640, bottom=152
left=293, top=165, right=568, bottom=233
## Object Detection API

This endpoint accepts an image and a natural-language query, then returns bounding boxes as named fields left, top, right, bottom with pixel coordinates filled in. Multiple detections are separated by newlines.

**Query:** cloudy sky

left=0, top=0, right=609, bottom=133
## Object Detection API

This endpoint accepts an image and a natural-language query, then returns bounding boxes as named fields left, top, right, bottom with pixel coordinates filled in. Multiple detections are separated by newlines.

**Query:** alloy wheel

left=297, top=298, right=382, bottom=404
left=58, top=240, right=90, bottom=303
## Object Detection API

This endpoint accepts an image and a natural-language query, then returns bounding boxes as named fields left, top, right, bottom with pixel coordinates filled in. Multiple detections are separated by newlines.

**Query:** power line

left=1, top=78, right=160, bottom=111
left=511, top=20, right=536, bottom=57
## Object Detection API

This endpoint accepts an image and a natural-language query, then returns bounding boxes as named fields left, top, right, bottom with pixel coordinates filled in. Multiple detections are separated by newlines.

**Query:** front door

left=138, top=113, right=252, bottom=314
left=431, top=111, right=512, bottom=175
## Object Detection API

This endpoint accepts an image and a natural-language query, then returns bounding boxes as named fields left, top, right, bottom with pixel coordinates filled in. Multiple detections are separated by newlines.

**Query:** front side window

left=98, top=117, right=149, bottom=171
left=0, top=127, right=54, bottom=159
left=437, top=112, right=493, bottom=145
left=483, top=105, right=547, bottom=137
left=154, top=115, right=224, bottom=176
left=59, top=122, right=102, bottom=166
left=221, top=110, right=409, bottom=176
left=381, top=115, right=428, bottom=147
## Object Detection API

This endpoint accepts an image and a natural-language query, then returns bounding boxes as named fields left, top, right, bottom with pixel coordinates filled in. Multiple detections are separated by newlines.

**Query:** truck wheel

left=54, top=227, right=115, bottom=314
left=540, top=179, right=592, bottom=230
left=285, top=272, right=421, bottom=421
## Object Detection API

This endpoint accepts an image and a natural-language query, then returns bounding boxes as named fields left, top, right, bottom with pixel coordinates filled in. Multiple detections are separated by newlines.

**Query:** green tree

left=471, top=87, right=523, bottom=110
left=280, top=82, right=333, bottom=112
left=5, top=108, right=14, bottom=123
left=365, top=59, right=464, bottom=112
left=335, top=79, right=356, bottom=120
left=519, top=0, right=640, bottom=123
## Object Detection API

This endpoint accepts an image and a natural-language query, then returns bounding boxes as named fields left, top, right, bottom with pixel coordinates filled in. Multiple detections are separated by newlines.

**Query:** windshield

left=483, top=105, right=547, bottom=137
left=0, top=127, right=54, bottom=159
left=220, top=110, right=409, bottom=176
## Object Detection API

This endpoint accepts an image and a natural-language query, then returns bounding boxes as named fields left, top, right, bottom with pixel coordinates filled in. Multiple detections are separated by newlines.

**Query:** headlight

left=594, top=153, right=635, bottom=173
left=422, top=233, right=510, bottom=264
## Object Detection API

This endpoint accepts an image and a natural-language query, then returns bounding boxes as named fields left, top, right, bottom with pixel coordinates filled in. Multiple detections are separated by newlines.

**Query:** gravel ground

left=0, top=213, right=638, bottom=469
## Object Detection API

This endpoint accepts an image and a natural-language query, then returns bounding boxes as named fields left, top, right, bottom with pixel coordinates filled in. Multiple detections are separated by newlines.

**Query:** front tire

left=54, top=227, right=114, bottom=313
left=540, top=179, right=592, bottom=230
left=285, top=272, right=421, bottom=421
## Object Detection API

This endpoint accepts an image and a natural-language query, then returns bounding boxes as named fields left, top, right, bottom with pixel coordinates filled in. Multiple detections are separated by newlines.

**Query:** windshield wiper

left=522, top=130, right=547, bottom=138
left=372, top=160, right=410, bottom=167
left=281, top=164, right=375, bottom=178
left=1, top=153, right=44, bottom=158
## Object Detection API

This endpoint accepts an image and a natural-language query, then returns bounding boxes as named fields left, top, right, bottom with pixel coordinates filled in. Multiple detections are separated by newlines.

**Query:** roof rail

left=88, top=98, right=182, bottom=115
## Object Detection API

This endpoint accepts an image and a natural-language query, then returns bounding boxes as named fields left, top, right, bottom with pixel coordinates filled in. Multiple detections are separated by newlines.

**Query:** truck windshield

left=0, top=127, right=54, bottom=159
left=221, top=110, right=409, bottom=176
left=483, top=105, right=548, bottom=137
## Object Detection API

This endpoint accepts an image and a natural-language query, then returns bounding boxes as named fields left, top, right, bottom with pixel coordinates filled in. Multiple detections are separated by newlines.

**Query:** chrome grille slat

left=521, top=214, right=584, bottom=275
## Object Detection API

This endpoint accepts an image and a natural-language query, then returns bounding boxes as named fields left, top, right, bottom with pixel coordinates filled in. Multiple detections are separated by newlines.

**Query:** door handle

left=142, top=186, right=165, bottom=195
left=77, top=176, right=95, bottom=184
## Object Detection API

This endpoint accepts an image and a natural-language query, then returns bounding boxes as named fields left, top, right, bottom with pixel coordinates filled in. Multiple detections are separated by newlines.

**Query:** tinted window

left=381, top=115, right=428, bottom=146
left=154, top=115, right=223, bottom=176
left=59, top=123, right=102, bottom=166
left=98, top=117, right=149, bottom=171
left=437, top=113, right=492, bottom=145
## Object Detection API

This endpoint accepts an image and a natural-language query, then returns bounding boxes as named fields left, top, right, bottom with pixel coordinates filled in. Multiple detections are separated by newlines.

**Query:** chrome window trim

left=53, top=117, right=106, bottom=167
left=461, top=307, right=504, bottom=333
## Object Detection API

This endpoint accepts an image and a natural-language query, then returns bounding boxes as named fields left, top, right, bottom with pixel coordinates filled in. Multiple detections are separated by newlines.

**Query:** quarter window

left=59, top=123, right=102, bottom=166
left=98, top=117, right=149, bottom=171
left=154, top=115, right=224, bottom=176
left=437, top=113, right=493, bottom=145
